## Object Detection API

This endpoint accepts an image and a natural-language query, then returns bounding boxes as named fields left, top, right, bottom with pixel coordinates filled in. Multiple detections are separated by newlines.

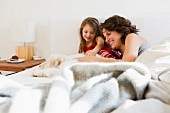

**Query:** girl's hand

left=85, top=50, right=96, bottom=56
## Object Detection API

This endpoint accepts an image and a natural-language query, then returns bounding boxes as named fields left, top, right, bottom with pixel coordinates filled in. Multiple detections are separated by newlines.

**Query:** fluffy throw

left=0, top=62, right=151, bottom=113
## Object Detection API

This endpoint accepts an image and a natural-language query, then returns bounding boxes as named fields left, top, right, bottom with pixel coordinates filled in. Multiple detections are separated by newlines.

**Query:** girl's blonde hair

left=78, top=17, right=100, bottom=53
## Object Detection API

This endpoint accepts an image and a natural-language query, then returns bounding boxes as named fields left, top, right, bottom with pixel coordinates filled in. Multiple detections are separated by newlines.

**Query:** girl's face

left=82, top=24, right=96, bottom=43
left=102, top=28, right=122, bottom=49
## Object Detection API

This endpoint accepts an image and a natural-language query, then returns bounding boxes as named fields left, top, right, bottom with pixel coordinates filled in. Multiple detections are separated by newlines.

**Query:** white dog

left=32, top=53, right=85, bottom=78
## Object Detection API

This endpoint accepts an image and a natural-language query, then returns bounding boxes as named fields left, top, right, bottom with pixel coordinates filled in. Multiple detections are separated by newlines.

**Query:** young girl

left=78, top=17, right=121, bottom=59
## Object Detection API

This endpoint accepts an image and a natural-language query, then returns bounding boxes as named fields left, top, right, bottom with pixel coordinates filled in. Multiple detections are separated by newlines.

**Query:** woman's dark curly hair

left=100, top=15, right=139, bottom=44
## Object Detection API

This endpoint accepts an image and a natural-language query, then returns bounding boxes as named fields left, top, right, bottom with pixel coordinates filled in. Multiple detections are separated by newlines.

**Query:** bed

left=0, top=38, right=170, bottom=113
left=1, top=16, right=170, bottom=113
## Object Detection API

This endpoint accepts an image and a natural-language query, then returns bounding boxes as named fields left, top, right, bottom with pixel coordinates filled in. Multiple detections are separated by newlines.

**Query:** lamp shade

left=11, top=21, right=36, bottom=42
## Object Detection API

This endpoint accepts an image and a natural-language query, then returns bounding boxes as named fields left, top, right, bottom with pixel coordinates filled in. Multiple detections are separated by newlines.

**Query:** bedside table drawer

left=0, top=60, right=45, bottom=72
left=0, top=70, right=16, bottom=76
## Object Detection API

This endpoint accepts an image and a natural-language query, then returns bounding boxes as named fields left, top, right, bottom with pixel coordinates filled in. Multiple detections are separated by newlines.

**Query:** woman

left=78, top=15, right=151, bottom=62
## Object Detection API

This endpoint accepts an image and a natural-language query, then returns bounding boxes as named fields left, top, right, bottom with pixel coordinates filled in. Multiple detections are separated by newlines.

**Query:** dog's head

left=40, top=54, right=69, bottom=69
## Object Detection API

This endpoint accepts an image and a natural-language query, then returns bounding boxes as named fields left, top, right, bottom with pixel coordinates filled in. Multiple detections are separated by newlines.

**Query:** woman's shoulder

left=126, top=33, right=139, bottom=38
left=125, top=33, right=145, bottom=44
left=126, top=33, right=143, bottom=41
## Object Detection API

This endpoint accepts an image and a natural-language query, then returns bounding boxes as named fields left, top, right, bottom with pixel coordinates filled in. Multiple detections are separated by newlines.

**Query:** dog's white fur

left=32, top=53, right=85, bottom=78
left=32, top=68, right=61, bottom=78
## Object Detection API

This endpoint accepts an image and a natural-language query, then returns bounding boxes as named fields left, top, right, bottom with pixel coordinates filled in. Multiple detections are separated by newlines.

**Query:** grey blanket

left=112, top=80, right=170, bottom=113
left=0, top=62, right=151, bottom=113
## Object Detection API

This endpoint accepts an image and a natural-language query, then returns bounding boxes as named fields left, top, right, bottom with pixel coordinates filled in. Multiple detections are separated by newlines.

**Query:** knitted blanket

left=0, top=62, right=151, bottom=113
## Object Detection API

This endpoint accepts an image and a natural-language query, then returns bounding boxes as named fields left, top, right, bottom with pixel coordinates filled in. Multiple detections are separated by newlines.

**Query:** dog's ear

left=57, top=59, right=62, bottom=65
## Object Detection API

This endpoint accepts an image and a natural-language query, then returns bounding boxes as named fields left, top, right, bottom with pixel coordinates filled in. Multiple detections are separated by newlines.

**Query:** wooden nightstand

left=0, top=60, right=45, bottom=72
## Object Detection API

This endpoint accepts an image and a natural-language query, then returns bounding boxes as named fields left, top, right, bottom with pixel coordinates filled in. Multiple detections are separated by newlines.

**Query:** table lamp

left=11, top=21, right=36, bottom=60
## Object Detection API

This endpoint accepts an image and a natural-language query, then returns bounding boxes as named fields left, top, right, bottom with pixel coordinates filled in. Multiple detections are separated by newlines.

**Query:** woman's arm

left=85, top=36, right=104, bottom=56
left=78, top=56, right=124, bottom=62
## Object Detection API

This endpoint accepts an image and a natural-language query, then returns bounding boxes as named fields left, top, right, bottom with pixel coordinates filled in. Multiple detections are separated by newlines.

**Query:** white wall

left=0, top=0, right=170, bottom=59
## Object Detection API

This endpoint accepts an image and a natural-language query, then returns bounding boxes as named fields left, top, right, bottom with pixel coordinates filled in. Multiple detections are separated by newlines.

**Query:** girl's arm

left=93, top=36, right=105, bottom=53
left=85, top=36, right=104, bottom=56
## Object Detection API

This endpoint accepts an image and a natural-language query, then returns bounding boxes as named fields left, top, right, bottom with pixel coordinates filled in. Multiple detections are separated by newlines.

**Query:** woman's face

left=102, top=28, right=122, bottom=49
left=82, top=24, right=96, bottom=43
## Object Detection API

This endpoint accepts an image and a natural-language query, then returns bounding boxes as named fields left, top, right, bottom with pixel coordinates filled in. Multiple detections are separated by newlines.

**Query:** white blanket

left=0, top=62, right=152, bottom=113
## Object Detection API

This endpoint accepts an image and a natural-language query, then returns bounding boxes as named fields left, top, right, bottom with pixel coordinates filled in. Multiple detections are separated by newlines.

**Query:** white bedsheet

left=8, top=65, right=53, bottom=85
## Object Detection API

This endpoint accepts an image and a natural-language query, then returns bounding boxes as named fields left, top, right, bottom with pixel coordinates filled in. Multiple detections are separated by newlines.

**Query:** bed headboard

left=49, top=15, right=170, bottom=55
